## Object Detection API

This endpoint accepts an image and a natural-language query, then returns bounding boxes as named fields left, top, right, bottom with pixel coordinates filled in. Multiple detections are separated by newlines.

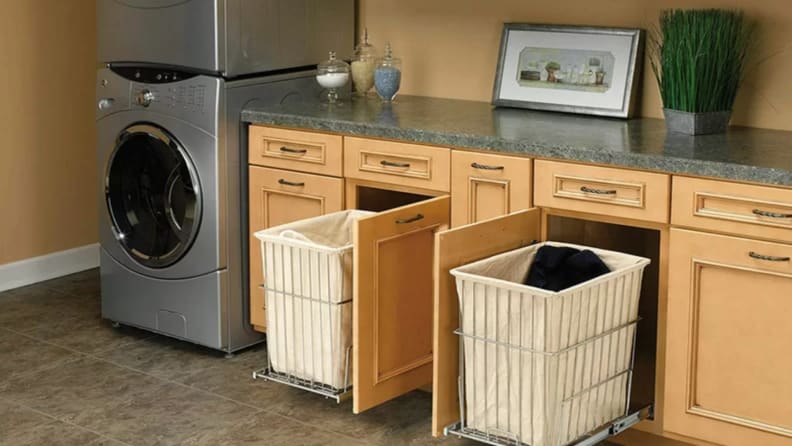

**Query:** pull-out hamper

left=450, top=242, right=650, bottom=446
left=253, top=210, right=374, bottom=399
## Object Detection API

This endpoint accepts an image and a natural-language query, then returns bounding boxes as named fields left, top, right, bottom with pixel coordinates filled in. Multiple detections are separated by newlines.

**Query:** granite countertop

left=242, top=95, right=792, bottom=187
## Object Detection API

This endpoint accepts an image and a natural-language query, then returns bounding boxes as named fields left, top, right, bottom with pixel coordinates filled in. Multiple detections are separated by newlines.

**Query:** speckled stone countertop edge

left=241, top=110, right=792, bottom=187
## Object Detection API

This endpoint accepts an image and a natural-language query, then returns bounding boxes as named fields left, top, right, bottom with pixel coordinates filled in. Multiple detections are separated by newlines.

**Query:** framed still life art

left=492, top=24, right=644, bottom=118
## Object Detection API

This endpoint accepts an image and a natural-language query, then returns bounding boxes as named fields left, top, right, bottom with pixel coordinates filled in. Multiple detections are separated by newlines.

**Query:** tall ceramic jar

left=350, top=29, right=377, bottom=97
left=374, top=43, right=401, bottom=102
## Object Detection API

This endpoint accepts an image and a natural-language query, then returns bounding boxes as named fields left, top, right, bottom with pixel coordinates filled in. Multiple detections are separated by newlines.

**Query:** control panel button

left=97, top=98, right=115, bottom=110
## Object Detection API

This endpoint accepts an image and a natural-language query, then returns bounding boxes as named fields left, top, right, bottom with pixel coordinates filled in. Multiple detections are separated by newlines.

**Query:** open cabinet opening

left=354, top=185, right=435, bottom=212
left=546, top=215, right=659, bottom=416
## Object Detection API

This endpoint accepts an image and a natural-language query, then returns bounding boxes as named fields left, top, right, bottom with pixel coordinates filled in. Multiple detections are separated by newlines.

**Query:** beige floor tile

left=0, top=356, right=162, bottom=421
left=0, top=330, right=80, bottom=384
left=0, top=399, right=100, bottom=446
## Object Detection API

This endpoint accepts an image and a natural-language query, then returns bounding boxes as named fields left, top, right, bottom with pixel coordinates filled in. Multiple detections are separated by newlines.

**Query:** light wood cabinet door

left=432, top=209, right=542, bottom=436
left=450, top=151, right=533, bottom=227
left=248, top=166, right=344, bottom=331
left=666, top=228, right=792, bottom=446
left=353, top=196, right=450, bottom=413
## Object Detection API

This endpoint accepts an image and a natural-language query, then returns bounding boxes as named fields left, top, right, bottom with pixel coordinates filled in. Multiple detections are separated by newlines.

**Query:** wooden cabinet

left=450, top=151, right=533, bottom=227
left=248, top=166, right=343, bottom=330
left=246, top=125, right=792, bottom=446
left=665, top=228, right=792, bottom=446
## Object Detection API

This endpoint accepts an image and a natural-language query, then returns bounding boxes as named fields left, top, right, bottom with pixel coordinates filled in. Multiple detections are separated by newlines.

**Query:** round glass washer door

left=105, top=123, right=202, bottom=268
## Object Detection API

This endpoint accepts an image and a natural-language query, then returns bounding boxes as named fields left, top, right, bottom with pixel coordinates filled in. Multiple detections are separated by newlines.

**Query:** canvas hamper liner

left=255, top=210, right=374, bottom=390
left=450, top=242, right=650, bottom=446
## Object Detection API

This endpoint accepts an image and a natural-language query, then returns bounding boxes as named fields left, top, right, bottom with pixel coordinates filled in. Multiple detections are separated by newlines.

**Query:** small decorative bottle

left=374, top=43, right=401, bottom=102
left=350, top=29, right=377, bottom=97
left=316, top=51, right=350, bottom=104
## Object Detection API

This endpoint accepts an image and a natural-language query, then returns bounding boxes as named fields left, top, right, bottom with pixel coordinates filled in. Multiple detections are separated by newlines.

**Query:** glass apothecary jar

left=351, top=29, right=377, bottom=97
left=374, top=43, right=401, bottom=102
left=316, top=51, right=350, bottom=104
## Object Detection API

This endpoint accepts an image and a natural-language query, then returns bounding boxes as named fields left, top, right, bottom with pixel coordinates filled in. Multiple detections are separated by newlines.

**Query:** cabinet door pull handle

left=381, top=160, right=411, bottom=168
left=471, top=162, right=505, bottom=170
left=278, top=179, right=305, bottom=187
left=280, top=146, right=308, bottom=154
left=396, top=213, right=424, bottom=224
left=752, top=209, right=792, bottom=219
left=580, top=186, right=617, bottom=195
left=749, top=251, right=790, bottom=262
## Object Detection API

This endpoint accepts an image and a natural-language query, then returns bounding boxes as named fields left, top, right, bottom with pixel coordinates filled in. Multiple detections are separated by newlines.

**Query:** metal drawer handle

left=471, top=162, right=505, bottom=171
left=752, top=209, right=792, bottom=219
left=381, top=160, right=411, bottom=168
left=278, top=179, right=305, bottom=187
left=580, top=186, right=617, bottom=195
left=280, top=146, right=308, bottom=154
left=749, top=251, right=790, bottom=262
left=396, top=213, right=424, bottom=224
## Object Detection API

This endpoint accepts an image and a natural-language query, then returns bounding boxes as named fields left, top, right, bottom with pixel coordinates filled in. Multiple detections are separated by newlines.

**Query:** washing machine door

left=105, top=123, right=202, bottom=269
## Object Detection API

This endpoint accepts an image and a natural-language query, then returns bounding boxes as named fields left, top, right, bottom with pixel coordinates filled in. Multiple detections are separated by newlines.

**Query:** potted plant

left=545, top=61, right=561, bottom=82
left=651, top=9, right=753, bottom=135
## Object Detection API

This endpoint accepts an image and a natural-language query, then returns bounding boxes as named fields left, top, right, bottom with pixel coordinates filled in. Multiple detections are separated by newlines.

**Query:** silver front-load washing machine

left=97, top=66, right=320, bottom=352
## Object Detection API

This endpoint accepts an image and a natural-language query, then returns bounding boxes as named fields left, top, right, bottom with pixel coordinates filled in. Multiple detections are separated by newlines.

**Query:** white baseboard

left=0, top=243, right=99, bottom=293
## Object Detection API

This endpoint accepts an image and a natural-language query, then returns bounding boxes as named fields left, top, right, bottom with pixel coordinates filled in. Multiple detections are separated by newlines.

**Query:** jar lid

left=377, top=42, right=401, bottom=67
left=318, top=51, right=350, bottom=74
left=354, top=28, right=377, bottom=60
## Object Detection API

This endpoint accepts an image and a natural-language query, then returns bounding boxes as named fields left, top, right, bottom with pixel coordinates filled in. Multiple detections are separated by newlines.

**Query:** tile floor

left=0, top=269, right=690, bottom=446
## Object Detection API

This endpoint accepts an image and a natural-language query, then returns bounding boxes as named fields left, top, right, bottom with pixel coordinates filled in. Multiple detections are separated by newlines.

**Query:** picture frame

left=492, top=23, right=644, bottom=118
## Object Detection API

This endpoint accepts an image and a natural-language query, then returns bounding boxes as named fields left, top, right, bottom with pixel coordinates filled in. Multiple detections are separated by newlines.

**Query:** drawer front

left=344, top=137, right=451, bottom=192
left=672, top=176, right=792, bottom=243
left=534, top=160, right=670, bottom=223
left=451, top=150, right=533, bottom=227
left=249, top=126, right=343, bottom=176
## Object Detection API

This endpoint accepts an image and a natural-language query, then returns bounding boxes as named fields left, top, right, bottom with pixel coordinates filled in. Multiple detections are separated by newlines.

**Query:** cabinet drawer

left=344, top=137, right=451, bottom=192
left=249, top=126, right=343, bottom=176
left=451, top=151, right=532, bottom=227
left=534, top=160, right=670, bottom=223
left=672, top=176, right=792, bottom=243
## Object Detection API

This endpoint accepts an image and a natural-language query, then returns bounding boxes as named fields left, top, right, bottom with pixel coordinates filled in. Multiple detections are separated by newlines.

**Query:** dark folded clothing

left=524, top=245, right=610, bottom=291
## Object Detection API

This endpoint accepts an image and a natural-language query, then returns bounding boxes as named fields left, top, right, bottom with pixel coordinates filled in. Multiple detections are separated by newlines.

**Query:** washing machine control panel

left=130, top=83, right=208, bottom=113
left=97, top=66, right=221, bottom=135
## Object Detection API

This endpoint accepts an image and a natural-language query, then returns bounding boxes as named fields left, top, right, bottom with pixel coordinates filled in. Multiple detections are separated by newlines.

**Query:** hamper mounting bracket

left=444, top=404, right=653, bottom=446
left=252, top=367, right=352, bottom=404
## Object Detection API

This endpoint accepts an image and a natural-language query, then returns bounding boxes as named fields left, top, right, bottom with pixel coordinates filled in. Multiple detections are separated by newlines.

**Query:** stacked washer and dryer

left=96, top=0, right=354, bottom=353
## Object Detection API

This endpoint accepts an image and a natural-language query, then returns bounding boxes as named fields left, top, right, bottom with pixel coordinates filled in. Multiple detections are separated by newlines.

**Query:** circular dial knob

left=136, top=89, right=155, bottom=107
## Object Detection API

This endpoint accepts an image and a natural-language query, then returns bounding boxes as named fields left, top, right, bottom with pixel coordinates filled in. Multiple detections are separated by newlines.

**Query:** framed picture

left=492, top=24, right=644, bottom=118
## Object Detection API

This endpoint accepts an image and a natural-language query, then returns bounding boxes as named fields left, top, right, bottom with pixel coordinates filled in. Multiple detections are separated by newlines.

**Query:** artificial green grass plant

left=652, top=9, right=753, bottom=113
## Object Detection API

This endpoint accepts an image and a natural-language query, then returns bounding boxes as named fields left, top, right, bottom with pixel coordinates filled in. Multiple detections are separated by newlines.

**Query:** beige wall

left=0, top=0, right=97, bottom=265
left=359, top=0, right=792, bottom=131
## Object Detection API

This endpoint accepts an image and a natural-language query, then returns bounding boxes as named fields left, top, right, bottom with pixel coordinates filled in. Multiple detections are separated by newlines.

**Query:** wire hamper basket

left=447, top=242, right=650, bottom=446
left=252, top=210, right=374, bottom=402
